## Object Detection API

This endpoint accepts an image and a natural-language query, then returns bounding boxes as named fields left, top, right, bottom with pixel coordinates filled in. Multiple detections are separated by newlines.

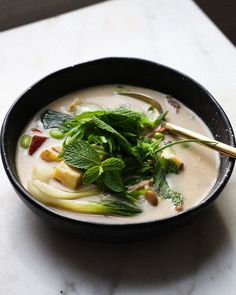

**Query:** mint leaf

left=92, top=116, right=119, bottom=134
left=75, top=110, right=106, bottom=121
left=83, top=165, right=102, bottom=184
left=101, top=107, right=142, bottom=131
left=92, top=116, right=136, bottom=156
left=83, top=157, right=125, bottom=185
left=102, top=171, right=124, bottom=192
left=63, top=140, right=101, bottom=169
left=75, top=107, right=141, bottom=131
left=140, top=111, right=167, bottom=129
left=101, top=158, right=125, bottom=171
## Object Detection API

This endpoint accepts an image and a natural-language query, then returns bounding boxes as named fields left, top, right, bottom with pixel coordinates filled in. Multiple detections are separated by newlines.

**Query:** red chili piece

left=29, top=135, right=48, bottom=155
left=31, top=128, right=42, bottom=133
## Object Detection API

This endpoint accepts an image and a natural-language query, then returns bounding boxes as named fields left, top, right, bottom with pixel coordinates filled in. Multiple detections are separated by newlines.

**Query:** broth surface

left=16, top=85, right=219, bottom=224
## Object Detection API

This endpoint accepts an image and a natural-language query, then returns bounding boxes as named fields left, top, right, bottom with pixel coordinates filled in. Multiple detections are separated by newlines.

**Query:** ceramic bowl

left=1, top=57, right=235, bottom=241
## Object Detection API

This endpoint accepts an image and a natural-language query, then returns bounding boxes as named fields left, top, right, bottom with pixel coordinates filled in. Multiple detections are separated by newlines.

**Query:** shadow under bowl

left=1, top=57, right=235, bottom=241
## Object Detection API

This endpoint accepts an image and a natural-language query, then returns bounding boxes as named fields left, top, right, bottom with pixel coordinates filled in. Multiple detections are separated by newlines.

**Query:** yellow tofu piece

left=53, top=161, right=83, bottom=190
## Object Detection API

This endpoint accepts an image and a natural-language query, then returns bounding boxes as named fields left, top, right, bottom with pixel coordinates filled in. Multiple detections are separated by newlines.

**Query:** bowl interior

left=2, top=57, right=235, bottom=227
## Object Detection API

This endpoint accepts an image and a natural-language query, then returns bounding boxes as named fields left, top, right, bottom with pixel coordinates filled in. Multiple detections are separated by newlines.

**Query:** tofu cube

left=53, top=161, right=83, bottom=190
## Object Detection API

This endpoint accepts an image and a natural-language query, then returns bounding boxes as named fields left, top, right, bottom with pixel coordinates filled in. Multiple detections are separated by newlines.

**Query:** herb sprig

left=63, top=140, right=125, bottom=192
left=40, top=103, right=202, bottom=214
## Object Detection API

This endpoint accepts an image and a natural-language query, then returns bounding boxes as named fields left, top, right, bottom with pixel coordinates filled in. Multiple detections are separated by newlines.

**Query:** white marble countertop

left=1, top=0, right=236, bottom=294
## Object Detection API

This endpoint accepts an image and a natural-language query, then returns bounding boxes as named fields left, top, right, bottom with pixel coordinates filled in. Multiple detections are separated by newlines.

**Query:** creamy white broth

left=16, top=85, right=220, bottom=224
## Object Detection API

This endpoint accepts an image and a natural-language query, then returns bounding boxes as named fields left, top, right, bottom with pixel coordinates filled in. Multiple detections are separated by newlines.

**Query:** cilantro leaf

left=101, top=158, right=125, bottom=171
left=63, top=140, right=101, bottom=169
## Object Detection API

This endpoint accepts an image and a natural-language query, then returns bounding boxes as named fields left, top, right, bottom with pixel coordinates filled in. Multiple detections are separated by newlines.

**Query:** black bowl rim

left=1, top=57, right=235, bottom=230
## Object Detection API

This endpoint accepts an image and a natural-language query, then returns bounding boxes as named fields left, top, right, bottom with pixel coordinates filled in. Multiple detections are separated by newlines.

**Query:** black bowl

left=1, top=57, right=235, bottom=241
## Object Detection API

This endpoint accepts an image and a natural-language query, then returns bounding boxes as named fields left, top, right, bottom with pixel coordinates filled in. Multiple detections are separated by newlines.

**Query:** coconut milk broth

left=16, top=85, right=220, bottom=224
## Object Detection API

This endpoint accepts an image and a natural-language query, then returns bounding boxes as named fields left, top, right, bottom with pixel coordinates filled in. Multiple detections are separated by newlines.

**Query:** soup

left=16, top=85, right=219, bottom=224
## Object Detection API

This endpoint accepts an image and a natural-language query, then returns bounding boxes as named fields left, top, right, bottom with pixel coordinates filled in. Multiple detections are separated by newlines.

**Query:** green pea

left=20, top=134, right=32, bottom=148
left=49, top=129, right=65, bottom=139
left=154, top=132, right=164, bottom=140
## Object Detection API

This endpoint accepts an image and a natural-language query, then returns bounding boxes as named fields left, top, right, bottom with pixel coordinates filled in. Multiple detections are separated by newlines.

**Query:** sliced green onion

left=28, top=181, right=141, bottom=216
left=20, top=134, right=32, bottom=148
left=32, top=180, right=100, bottom=200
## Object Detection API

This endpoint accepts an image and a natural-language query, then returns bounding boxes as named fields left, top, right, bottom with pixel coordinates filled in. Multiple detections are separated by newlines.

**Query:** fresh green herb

left=39, top=102, right=196, bottom=214
left=153, top=157, right=183, bottom=206
left=41, top=110, right=73, bottom=129
left=151, top=111, right=168, bottom=128
left=63, top=140, right=101, bottom=169
left=101, top=158, right=125, bottom=170
left=83, top=165, right=102, bottom=184
left=63, top=106, right=167, bottom=137
left=156, top=177, right=183, bottom=206
left=63, top=140, right=125, bottom=192
left=91, top=116, right=136, bottom=156
left=102, top=171, right=124, bottom=192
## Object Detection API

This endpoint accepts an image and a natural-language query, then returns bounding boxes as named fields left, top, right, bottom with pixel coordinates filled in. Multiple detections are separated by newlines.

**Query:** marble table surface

left=1, top=0, right=236, bottom=294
